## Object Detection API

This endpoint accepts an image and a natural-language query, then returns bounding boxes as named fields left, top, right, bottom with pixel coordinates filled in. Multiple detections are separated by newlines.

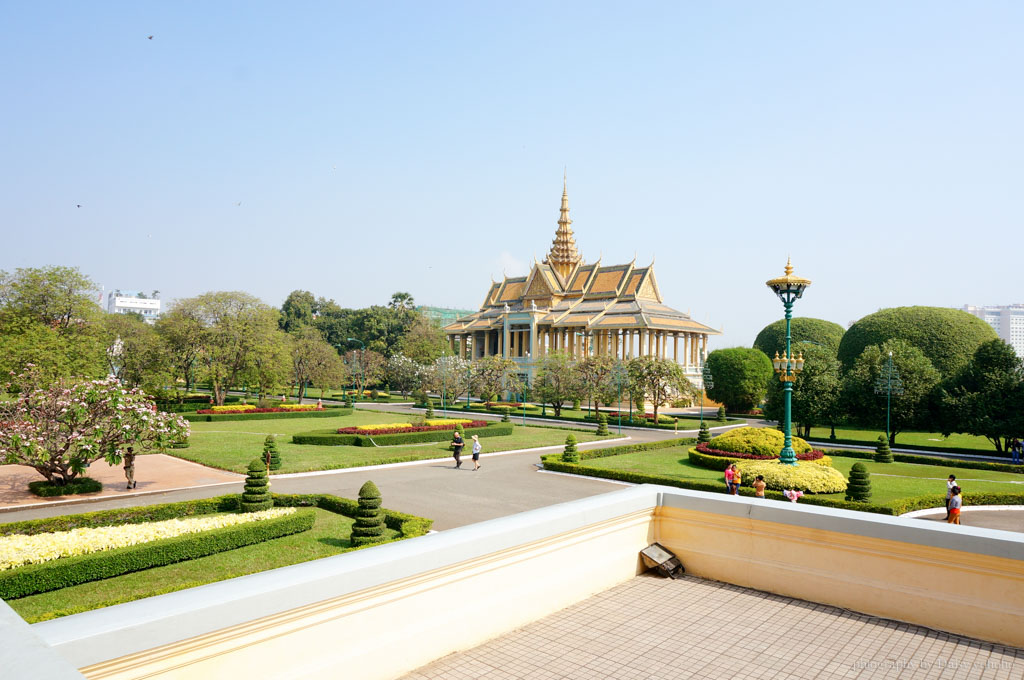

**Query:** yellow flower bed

left=277, top=404, right=319, bottom=410
left=0, top=508, right=296, bottom=571
left=355, top=423, right=413, bottom=432
left=735, top=460, right=847, bottom=493
left=211, top=404, right=257, bottom=412
left=424, top=419, right=473, bottom=427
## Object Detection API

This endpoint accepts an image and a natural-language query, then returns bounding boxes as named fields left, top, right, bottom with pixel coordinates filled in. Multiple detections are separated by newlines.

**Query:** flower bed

left=735, top=460, right=848, bottom=494
left=338, top=419, right=486, bottom=435
left=296, top=421, right=513, bottom=447
left=605, top=411, right=675, bottom=423
left=0, top=508, right=297, bottom=571
left=693, top=441, right=824, bottom=462
left=196, top=405, right=322, bottom=415
left=484, top=402, right=523, bottom=408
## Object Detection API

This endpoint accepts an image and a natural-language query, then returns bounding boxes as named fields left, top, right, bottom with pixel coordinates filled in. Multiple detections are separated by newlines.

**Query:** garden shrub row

left=293, top=422, right=514, bottom=447
left=154, top=396, right=241, bottom=412
left=824, top=448, right=1024, bottom=474
left=0, top=510, right=315, bottom=599
left=183, top=406, right=353, bottom=423
left=812, top=435, right=1011, bottom=459
left=272, top=494, right=433, bottom=537
left=0, top=497, right=238, bottom=536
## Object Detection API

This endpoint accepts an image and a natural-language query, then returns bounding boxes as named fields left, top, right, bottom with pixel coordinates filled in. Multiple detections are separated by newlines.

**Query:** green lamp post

left=874, top=350, right=904, bottom=443
left=766, top=259, right=811, bottom=466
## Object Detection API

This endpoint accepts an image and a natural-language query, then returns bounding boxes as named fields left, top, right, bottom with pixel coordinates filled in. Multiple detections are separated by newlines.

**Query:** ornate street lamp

left=699, top=363, right=714, bottom=431
left=347, top=338, right=366, bottom=401
left=874, top=350, right=904, bottom=444
left=766, top=259, right=811, bottom=465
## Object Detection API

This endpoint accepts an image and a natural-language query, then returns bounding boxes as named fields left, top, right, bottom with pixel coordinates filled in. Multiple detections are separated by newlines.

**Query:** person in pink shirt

left=724, top=464, right=737, bottom=494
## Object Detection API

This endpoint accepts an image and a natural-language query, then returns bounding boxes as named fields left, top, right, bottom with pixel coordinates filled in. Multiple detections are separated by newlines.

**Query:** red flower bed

left=195, top=406, right=323, bottom=415
left=337, top=420, right=488, bottom=435
left=693, top=442, right=824, bottom=461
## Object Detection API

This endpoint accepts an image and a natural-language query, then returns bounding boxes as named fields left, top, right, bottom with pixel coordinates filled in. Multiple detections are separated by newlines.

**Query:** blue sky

left=2, top=2, right=1021, bottom=348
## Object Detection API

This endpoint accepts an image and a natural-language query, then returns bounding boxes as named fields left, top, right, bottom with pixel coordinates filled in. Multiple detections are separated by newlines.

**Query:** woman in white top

left=471, top=435, right=482, bottom=470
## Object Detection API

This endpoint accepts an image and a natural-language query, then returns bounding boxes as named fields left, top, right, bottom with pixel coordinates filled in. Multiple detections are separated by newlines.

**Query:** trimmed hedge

left=28, top=477, right=103, bottom=497
left=0, top=510, right=315, bottom=599
left=0, top=497, right=238, bottom=537
left=271, top=493, right=433, bottom=537
left=293, top=422, right=514, bottom=447
left=812, top=435, right=1008, bottom=458
left=183, top=407, right=353, bottom=423
left=824, top=448, right=1024, bottom=474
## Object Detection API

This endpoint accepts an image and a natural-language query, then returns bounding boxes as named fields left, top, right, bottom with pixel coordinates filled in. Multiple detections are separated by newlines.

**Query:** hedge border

left=183, top=407, right=353, bottom=423
left=823, top=448, right=1024, bottom=474
left=292, top=421, right=514, bottom=447
left=0, top=510, right=316, bottom=599
left=27, top=477, right=103, bottom=497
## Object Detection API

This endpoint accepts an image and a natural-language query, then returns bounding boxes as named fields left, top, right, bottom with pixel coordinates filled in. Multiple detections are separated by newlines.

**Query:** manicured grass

left=7, top=507, right=383, bottom=623
left=806, top=426, right=1000, bottom=454
left=173, top=408, right=604, bottom=474
left=577, top=447, right=1024, bottom=507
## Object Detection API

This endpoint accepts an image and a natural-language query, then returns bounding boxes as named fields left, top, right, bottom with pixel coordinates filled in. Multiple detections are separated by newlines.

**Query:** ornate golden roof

left=542, top=175, right=583, bottom=280
left=765, top=258, right=812, bottom=297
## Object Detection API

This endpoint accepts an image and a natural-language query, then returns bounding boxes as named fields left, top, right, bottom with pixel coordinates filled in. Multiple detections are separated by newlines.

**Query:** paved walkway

left=402, top=574, right=1024, bottom=680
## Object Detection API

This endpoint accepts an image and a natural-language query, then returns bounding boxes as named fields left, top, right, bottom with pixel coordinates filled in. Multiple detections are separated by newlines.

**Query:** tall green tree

left=344, top=348, right=385, bottom=394
left=941, top=339, right=1024, bottom=453
left=841, top=339, right=941, bottom=444
left=533, top=352, right=582, bottom=416
left=627, top=356, right=693, bottom=422
left=576, top=355, right=618, bottom=409
left=0, top=310, right=106, bottom=381
left=763, top=342, right=841, bottom=437
left=245, top=329, right=292, bottom=403
left=385, top=354, right=425, bottom=397
left=279, top=290, right=318, bottom=333
left=705, top=347, right=773, bottom=413
left=398, top=313, right=449, bottom=363
left=291, top=327, right=346, bottom=403
left=838, top=306, right=997, bottom=378
left=423, top=355, right=471, bottom=404
left=102, top=313, right=169, bottom=390
left=0, top=265, right=100, bottom=331
left=154, top=305, right=205, bottom=395
left=753, top=317, right=845, bottom=358
left=471, top=356, right=523, bottom=400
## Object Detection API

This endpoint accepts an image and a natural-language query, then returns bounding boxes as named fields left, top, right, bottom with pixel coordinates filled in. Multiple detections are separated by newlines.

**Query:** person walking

left=471, top=434, right=482, bottom=470
left=947, top=485, right=963, bottom=525
left=944, top=475, right=957, bottom=520
left=753, top=475, right=766, bottom=498
left=451, top=430, right=465, bottom=469
left=730, top=464, right=742, bottom=495
left=1012, top=438, right=1022, bottom=465
left=123, top=447, right=137, bottom=490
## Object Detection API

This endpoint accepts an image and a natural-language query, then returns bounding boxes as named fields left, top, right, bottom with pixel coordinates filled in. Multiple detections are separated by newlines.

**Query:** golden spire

left=543, top=174, right=582, bottom=280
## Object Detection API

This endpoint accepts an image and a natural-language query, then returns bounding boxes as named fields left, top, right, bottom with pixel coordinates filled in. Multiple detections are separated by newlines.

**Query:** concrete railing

left=4, top=485, right=1023, bottom=679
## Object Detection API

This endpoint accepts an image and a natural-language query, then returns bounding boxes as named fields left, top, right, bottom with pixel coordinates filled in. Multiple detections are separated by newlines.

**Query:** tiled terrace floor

left=402, top=574, right=1024, bottom=680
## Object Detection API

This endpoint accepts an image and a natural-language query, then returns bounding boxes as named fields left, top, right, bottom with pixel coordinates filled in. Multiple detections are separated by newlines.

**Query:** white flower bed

left=0, top=507, right=296, bottom=571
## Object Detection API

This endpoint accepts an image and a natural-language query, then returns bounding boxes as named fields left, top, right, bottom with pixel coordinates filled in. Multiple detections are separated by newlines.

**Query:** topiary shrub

left=425, top=401, right=435, bottom=418
left=753, top=317, right=846, bottom=358
left=874, top=435, right=894, bottom=464
left=708, top=427, right=812, bottom=458
left=596, top=413, right=609, bottom=436
left=716, top=406, right=727, bottom=422
left=572, top=399, right=581, bottom=411
left=845, top=462, right=872, bottom=501
left=501, top=407, right=510, bottom=423
left=735, top=460, right=847, bottom=493
left=370, top=389, right=379, bottom=400
left=455, top=422, right=465, bottom=436
left=263, top=435, right=281, bottom=471
left=561, top=434, right=579, bottom=463
left=351, top=480, right=386, bottom=546
left=241, top=460, right=272, bottom=513
left=697, top=422, right=711, bottom=443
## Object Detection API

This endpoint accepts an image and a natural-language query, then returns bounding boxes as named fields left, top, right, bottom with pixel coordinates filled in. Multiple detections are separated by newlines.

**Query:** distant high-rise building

left=963, top=304, right=1024, bottom=357
left=108, top=290, right=162, bottom=324
left=417, top=306, right=476, bottom=327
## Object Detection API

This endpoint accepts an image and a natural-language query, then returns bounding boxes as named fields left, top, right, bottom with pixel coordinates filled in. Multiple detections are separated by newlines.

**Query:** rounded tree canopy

left=753, top=317, right=845, bottom=357
left=704, top=347, right=773, bottom=413
left=838, top=306, right=997, bottom=377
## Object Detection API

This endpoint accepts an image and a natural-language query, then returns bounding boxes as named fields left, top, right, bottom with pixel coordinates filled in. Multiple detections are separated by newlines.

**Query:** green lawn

left=806, top=426, right=1000, bottom=454
left=6, top=507, right=384, bottom=623
left=576, top=447, right=1024, bottom=507
left=452, top=404, right=737, bottom=431
left=174, top=408, right=604, bottom=474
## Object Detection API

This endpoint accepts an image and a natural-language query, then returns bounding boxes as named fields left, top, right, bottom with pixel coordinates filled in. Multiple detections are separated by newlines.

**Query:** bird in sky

left=147, top=35, right=153, bottom=40
left=236, top=201, right=242, bottom=207
left=76, top=204, right=81, bottom=208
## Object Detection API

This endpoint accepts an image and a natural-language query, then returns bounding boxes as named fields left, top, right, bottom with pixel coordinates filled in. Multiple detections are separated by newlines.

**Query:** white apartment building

left=107, top=291, right=162, bottom=324
left=963, top=304, right=1024, bottom=358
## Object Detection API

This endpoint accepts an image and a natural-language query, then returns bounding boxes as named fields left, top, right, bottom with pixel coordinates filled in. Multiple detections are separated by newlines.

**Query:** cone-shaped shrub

left=241, top=459, right=272, bottom=512
left=697, top=422, right=711, bottom=443
left=596, top=413, right=609, bottom=436
left=501, top=407, right=510, bottom=422
left=873, top=434, right=894, bottom=463
left=425, top=401, right=435, bottom=418
left=263, top=435, right=281, bottom=471
left=351, top=480, right=386, bottom=546
left=845, top=462, right=872, bottom=502
left=561, top=434, right=579, bottom=463
left=717, top=406, right=727, bottom=422
left=455, top=422, right=465, bottom=436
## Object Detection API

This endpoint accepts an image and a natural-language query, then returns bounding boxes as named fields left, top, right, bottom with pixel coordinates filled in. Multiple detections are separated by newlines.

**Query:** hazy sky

left=2, top=2, right=1021, bottom=349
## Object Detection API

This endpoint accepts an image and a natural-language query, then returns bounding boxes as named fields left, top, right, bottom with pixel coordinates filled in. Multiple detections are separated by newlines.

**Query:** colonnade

left=447, top=327, right=708, bottom=369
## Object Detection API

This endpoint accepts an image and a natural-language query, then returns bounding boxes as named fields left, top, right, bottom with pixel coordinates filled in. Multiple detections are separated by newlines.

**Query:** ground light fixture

left=765, top=258, right=811, bottom=466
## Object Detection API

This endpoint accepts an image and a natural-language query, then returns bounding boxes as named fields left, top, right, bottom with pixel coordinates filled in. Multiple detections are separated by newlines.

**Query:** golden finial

left=784, top=256, right=794, bottom=276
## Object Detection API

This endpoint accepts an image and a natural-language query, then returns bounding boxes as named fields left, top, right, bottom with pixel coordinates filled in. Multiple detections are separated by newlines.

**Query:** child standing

left=753, top=475, right=766, bottom=498
left=947, top=486, right=963, bottom=525
left=471, top=434, right=482, bottom=471
left=730, top=465, right=742, bottom=495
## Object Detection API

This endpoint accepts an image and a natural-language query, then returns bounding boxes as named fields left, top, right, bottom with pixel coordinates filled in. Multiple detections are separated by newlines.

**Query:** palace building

left=443, top=181, right=720, bottom=384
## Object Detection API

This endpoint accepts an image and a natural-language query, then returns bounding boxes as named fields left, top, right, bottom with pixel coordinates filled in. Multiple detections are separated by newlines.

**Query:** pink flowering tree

left=0, top=368, right=190, bottom=486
